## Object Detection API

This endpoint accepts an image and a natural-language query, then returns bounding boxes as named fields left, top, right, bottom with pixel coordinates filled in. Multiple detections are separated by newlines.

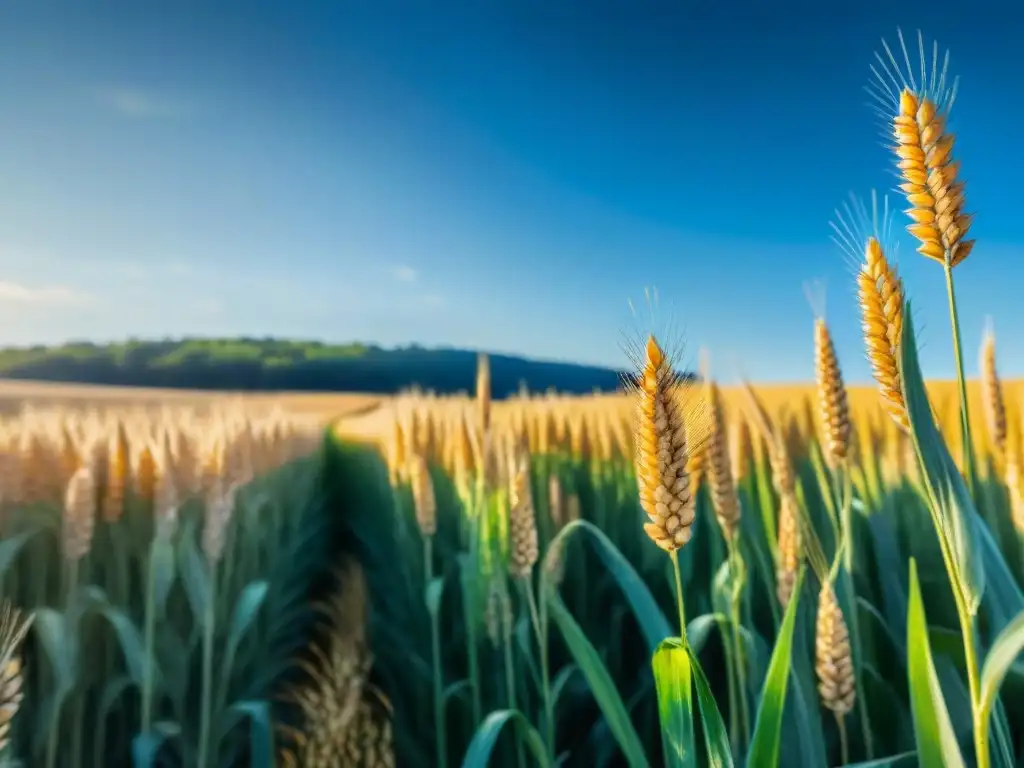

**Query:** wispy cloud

left=420, top=294, right=445, bottom=309
left=391, top=265, right=418, bottom=282
left=0, top=281, right=93, bottom=306
left=89, top=86, right=188, bottom=119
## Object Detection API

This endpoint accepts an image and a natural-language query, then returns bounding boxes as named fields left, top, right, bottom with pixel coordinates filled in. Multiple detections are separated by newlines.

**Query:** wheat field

left=0, top=27, right=1022, bottom=768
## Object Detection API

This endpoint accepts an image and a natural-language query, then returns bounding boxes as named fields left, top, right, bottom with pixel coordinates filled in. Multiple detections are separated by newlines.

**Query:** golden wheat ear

left=622, top=333, right=696, bottom=553
left=830, top=192, right=911, bottom=433
left=868, top=29, right=973, bottom=268
left=698, top=355, right=741, bottom=543
left=0, top=604, right=31, bottom=754
left=980, top=322, right=1007, bottom=462
left=803, top=282, right=851, bottom=470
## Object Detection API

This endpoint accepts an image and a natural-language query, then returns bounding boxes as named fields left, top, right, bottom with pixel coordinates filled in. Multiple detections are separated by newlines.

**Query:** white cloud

left=90, top=86, right=188, bottom=119
left=391, top=265, right=418, bottom=282
left=0, top=281, right=92, bottom=306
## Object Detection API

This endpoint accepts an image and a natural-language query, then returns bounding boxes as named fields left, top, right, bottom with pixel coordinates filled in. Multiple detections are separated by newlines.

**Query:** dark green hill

left=0, top=338, right=636, bottom=396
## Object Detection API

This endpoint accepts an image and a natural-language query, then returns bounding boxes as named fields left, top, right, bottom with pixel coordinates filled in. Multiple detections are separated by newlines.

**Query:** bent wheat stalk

left=872, top=29, right=978, bottom=495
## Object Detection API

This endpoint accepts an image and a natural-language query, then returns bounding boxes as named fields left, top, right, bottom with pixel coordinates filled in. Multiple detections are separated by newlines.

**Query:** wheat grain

left=704, top=379, right=740, bottom=542
left=63, top=465, right=97, bottom=563
left=632, top=336, right=696, bottom=553
left=815, top=580, right=856, bottom=715
left=0, top=604, right=31, bottom=754
left=508, top=454, right=539, bottom=578
left=892, top=89, right=973, bottom=268
left=858, top=237, right=909, bottom=431
left=409, top=454, right=437, bottom=537
left=980, top=328, right=1007, bottom=461
left=776, top=490, right=801, bottom=609
left=730, top=417, right=752, bottom=487
left=814, top=318, right=851, bottom=468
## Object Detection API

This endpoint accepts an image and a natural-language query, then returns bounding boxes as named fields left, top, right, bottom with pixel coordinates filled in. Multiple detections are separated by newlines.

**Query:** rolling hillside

left=0, top=338, right=636, bottom=396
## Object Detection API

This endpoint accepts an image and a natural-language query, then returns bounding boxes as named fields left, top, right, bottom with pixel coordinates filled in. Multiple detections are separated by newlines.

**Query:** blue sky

left=0, top=1, right=1019, bottom=383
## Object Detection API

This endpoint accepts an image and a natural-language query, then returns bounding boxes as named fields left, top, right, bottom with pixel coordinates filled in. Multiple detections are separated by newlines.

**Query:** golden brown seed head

left=815, top=580, right=856, bottom=715
left=135, top=444, right=157, bottom=503
left=776, top=491, right=801, bottom=609
left=103, top=423, right=131, bottom=523
left=63, top=465, right=97, bottom=563
left=548, top=472, right=564, bottom=530
left=858, top=237, right=909, bottom=431
left=1006, top=418, right=1024, bottom=533
left=203, top=479, right=238, bottom=565
left=508, top=457, right=539, bottom=578
left=704, top=381, right=740, bottom=542
left=387, top=414, right=407, bottom=487
left=730, top=417, right=752, bottom=486
left=0, top=604, right=31, bottom=753
left=893, top=89, right=973, bottom=268
left=633, top=336, right=696, bottom=553
left=814, top=318, right=851, bottom=468
left=566, top=491, right=581, bottom=524
left=476, top=353, right=492, bottom=436
left=484, top=575, right=512, bottom=647
left=409, top=454, right=437, bottom=537
left=980, top=330, right=1007, bottom=460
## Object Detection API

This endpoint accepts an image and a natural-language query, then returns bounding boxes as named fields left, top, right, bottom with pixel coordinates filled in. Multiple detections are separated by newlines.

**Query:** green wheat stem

left=670, top=550, right=687, bottom=643
left=941, top=259, right=988, bottom=768
left=727, top=542, right=750, bottom=750
left=943, top=262, right=978, bottom=498
left=500, top=580, right=524, bottom=768
left=139, top=538, right=160, bottom=736
left=46, top=557, right=80, bottom=768
left=911, top=446, right=986, bottom=768
left=838, top=465, right=874, bottom=760
left=425, top=535, right=447, bottom=768
left=196, top=560, right=218, bottom=768
left=464, top=482, right=484, bottom=726
left=837, top=713, right=850, bottom=766
left=521, top=578, right=554, bottom=761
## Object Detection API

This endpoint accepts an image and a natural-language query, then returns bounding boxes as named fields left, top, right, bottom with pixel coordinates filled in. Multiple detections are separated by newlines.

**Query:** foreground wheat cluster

left=0, top=400, right=356, bottom=767
left=347, top=29, right=1024, bottom=768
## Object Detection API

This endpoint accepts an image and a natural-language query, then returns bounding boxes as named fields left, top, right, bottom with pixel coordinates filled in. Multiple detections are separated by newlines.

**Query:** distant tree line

left=0, top=338, right=642, bottom=396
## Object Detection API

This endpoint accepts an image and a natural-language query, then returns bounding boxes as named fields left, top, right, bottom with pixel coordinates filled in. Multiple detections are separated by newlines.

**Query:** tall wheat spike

left=871, top=32, right=973, bottom=268
left=1005, top=417, right=1024, bottom=533
left=776, top=488, right=802, bottom=609
left=813, top=317, right=851, bottom=469
left=815, top=579, right=856, bottom=716
left=508, top=452, right=539, bottom=578
left=0, top=603, right=31, bottom=755
left=980, top=326, right=1007, bottom=462
left=62, top=465, right=97, bottom=564
left=703, top=376, right=740, bottom=542
left=630, top=336, right=696, bottom=552
left=730, top=417, right=752, bottom=487
left=409, top=453, right=437, bottom=537
left=857, top=238, right=909, bottom=431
